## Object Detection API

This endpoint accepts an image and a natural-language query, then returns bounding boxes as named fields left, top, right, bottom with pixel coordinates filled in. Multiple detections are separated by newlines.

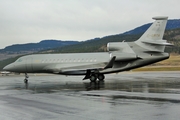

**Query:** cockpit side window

left=16, top=58, right=23, bottom=62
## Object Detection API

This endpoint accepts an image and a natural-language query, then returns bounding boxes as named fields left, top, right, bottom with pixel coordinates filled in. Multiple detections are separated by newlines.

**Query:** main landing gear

left=83, top=70, right=105, bottom=82
left=90, top=74, right=105, bottom=82
left=24, top=73, right=29, bottom=84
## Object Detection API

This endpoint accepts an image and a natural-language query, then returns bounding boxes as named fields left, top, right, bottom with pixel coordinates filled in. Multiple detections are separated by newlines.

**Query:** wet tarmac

left=0, top=71, right=180, bottom=120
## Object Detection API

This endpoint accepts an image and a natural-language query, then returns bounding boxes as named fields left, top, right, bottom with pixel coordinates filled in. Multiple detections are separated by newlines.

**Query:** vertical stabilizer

left=135, top=16, right=172, bottom=52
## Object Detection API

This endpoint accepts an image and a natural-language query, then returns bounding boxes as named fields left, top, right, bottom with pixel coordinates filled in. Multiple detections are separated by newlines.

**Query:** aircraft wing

left=43, top=57, right=116, bottom=75
left=43, top=62, right=106, bottom=74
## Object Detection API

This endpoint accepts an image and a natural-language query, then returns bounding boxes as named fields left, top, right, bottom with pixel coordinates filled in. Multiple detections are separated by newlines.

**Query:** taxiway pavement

left=0, top=71, right=180, bottom=120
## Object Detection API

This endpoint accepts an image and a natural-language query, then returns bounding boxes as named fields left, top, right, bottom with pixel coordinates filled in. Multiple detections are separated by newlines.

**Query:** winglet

left=104, top=56, right=116, bottom=69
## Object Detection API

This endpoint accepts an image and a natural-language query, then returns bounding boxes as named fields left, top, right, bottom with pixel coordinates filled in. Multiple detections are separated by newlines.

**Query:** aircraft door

left=26, top=58, right=33, bottom=72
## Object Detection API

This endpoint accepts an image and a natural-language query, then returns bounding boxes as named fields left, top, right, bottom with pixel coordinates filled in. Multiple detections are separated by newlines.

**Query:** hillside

left=40, top=19, right=180, bottom=54
left=0, top=40, right=79, bottom=61
left=41, top=28, right=180, bottom=54
left=163, top=28, right=180, bottom=53
left=123, top=19, right=180, bottom=35
left=0, top=40, right=79, bottom=54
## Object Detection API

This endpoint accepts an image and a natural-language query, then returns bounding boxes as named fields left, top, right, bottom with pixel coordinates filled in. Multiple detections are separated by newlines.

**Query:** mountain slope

left=43, top=28, right=180, bottom=54
left=123, top=19, right=180, bottom=35
left=0, top=40, right=79, bottom=53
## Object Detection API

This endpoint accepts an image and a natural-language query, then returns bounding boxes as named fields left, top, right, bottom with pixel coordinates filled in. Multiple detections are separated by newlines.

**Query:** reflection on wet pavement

left=13, top=74, right=180, bottom=95
left=0, top=72, right=180, bottom=120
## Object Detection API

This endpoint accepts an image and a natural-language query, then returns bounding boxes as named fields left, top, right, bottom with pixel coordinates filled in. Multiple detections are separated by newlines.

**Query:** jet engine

left=107, top=42, right=122, bottom=52
left=107, top=42, right=138, bottom=61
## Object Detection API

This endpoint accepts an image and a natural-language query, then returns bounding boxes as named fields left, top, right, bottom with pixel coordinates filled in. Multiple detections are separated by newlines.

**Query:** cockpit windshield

left=15, top=58, right=23, bottom=62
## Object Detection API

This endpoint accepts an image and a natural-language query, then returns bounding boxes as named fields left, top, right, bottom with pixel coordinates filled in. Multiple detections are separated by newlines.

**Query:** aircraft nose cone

left=3, top=64, right=14, bottom=71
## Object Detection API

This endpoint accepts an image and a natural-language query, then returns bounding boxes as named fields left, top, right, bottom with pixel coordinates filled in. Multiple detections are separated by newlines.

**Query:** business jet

left=3, top=16, right=172, bottom=83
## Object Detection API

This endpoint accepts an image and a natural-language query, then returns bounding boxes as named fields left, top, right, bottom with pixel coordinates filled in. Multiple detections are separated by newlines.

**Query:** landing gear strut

left=24, top=73, right=29, bottom=84
left=83, top=70, right=105, bottom=82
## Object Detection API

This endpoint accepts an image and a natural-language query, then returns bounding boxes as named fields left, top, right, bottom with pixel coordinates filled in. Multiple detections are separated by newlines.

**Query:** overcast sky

left=0, top=0, right=179, bottom=49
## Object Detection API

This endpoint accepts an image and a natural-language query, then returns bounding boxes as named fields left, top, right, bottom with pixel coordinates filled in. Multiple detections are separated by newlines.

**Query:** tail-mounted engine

left=107, top=42, right=138, bottom=61
left=107, top=42, right=122, bottom=52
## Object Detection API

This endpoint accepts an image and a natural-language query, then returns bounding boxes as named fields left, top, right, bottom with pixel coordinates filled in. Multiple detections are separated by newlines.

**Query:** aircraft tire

left=90, top=74, right=97, bottom=82
left=24, top=79, right=28, bottom=84
left=98, top=74, right=105, bottom=81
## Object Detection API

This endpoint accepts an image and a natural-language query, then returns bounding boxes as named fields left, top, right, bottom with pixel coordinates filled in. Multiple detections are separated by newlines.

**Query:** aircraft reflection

left=84, top=81, right=105, bottom=91
left=23, top=81, right=105, bottom=91
left=19, top=78, right=180, bottom=94
left=25, top=83, right=29, bottom=89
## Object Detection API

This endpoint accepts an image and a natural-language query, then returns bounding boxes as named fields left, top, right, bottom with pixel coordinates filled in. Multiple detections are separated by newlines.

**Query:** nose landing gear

left=24, top=73, right=29, bottom=84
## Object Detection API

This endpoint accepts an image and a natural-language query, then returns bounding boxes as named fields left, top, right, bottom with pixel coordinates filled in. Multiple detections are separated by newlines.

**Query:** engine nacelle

left=107, top=42, right=122, bottom=52
left=107, top=42, right=138, bottom=61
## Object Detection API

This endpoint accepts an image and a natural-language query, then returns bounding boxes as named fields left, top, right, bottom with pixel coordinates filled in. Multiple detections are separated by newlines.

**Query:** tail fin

left=135, top=16, right=173, bottom=52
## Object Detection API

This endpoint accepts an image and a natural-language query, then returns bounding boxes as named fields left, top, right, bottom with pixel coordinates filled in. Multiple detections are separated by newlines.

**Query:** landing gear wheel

left=24, top=79, right=28, bottom=84
left=90, top=74, right=97, bottom=82
left=98, top=74, right=105, bottom=81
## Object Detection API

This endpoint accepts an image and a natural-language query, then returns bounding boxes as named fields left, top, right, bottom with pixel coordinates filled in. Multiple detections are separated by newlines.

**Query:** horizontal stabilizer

left=142, top=40, right=173, bottom=46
